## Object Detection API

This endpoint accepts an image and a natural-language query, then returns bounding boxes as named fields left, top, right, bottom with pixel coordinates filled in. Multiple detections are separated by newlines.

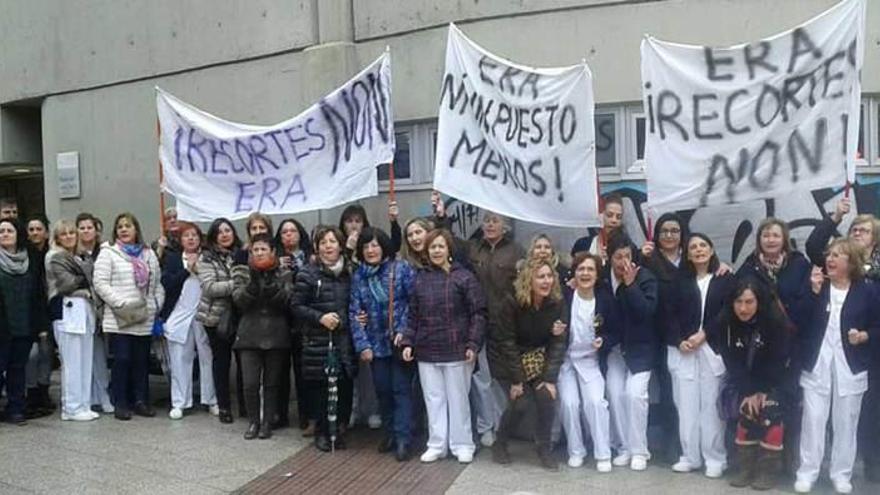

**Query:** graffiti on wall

left=444, top=179, right=880, bottom=268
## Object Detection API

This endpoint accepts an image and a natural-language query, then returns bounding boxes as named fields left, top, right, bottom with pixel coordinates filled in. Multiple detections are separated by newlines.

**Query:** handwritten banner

left=433, top=24, right=600, bottom=228
left=157, top=53, right=394, bottom=221
left=641, top=0, right=865, bottom=210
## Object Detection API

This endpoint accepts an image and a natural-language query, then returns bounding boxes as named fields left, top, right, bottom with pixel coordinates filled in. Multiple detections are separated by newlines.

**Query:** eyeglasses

left=850, top=227, right=872, bottom=235
left=659, top=228, right=681, bottom=237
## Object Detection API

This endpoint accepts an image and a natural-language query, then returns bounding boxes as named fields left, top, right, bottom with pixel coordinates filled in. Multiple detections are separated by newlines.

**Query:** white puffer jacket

left=93, top=242, right=164, bottom=336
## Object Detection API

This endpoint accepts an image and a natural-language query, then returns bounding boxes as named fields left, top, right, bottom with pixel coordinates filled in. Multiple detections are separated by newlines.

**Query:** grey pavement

left=1, top=374, right=877, bottom=494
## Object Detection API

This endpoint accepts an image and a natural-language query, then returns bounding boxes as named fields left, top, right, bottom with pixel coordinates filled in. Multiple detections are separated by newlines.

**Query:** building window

left=377, top=130, right=411, bottom=182
left=595, top=113, right=617, bottom=170
left=624, top=106, right=646, bottom=176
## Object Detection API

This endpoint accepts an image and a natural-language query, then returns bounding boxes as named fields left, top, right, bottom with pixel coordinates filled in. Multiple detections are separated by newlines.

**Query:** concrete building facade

left=1, top=0, right=879, bottom=261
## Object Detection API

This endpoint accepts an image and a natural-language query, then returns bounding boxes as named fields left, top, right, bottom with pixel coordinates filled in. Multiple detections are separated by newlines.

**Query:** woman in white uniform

left=558, top=252, right=619, bottom=472
left=45, top=219, right=99, bottom=421
left=667, top=233, right=733, bottom=478
left=159, top=221, right=217, bottom=420
left=795, top=238, right=876, bottom=494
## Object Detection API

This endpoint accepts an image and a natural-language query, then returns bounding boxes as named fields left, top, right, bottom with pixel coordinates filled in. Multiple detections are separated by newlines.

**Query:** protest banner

left=157, top=52, right=394, bottom=221
left=433, top=24, right=600, bottom=228
left=641, top=0, right=865, bottom=211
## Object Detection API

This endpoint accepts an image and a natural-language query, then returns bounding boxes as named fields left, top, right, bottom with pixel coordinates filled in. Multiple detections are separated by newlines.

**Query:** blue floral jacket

left=349, top=259, right=415, bottom=358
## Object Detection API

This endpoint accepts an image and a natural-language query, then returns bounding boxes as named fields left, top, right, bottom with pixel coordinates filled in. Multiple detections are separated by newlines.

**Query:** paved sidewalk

left=2, top=377, right=878, bottom=494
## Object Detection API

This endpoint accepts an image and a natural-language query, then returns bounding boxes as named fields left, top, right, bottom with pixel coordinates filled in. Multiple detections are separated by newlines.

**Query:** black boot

left=395, top=443, right=411, bottom=462
left=729, top=444, right=759, bottom=488
left=218, top=409, right=234, bottom=424
left=492, top=441, right=511, bottom=464
left=244, top=421, right=260, bottom=440
left=38, top=384, right=56, bottom=412
left=315, top=435, right=331, bottom=452
left=25, top=388, right=49, bottom=419
left=259, top=420, right=272, bottom=439
left=133, top=402, right=156, bottom=418
left=378, top=435, right=395, bottom=453
left=751, top=448, right=782, bottom=491
left=537, top=444, right=558, bottom=471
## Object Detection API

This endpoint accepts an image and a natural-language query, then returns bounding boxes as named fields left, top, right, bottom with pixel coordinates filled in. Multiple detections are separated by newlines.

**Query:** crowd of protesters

left=0, top=191, right=878, bottom=494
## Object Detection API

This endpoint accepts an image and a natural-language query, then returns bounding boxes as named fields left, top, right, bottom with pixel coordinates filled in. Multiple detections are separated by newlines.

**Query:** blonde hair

left=514, top=259, right=561, bottom=307
left=402, top=217, right=434, bottom=268
left=527, top=233, right=560, bottom=268
left=50, top=219, right=79, bottom=253
left=826, top=237, right=866, bottom=281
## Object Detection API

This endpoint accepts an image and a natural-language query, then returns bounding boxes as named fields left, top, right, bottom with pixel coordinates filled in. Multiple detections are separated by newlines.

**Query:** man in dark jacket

left=570, top=193, right=625, bottom=259
left=468, top=211, right=525, bottom=447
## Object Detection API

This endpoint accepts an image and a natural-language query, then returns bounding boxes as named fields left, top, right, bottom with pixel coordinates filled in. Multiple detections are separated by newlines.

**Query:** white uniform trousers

left=90, top=334, right=113, bottom=409
left=668, top=346, right=726, bottom=470
left=419, top=360, right=476, bottom=456
left=167, top=320, right=216, bottom=409
left=53, top=320, right=95, bottom=417
left=797, top=382, right=864, bottom=484
left=558, top=360, right=611, bottom=460
left=470, top=345, right=505, bottom=435
left=606, top=346, right=652, bottom=457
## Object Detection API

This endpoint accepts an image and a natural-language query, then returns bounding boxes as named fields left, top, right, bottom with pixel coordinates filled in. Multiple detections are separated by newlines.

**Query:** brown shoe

left=301, top=420, right=316, bottom=438
left=751, top=448, right=782, bottom=491
left=729, top=444, right=758, bottom=488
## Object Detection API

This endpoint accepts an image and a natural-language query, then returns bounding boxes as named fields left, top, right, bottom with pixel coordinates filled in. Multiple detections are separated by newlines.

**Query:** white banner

left=158, top=52, right=394, bottom=221
left=641, top=0, right=865, bottom=210
left=433, top=24, right=599, bottom=228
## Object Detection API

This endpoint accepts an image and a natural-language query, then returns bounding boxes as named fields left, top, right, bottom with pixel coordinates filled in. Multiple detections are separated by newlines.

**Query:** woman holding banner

left=196, top=218, right=242, bottom=424
left=794, top=239, right=876, bottom=495
left=571, top=193, right=625, bottom=259
left=667, top=233, right=733, bottom=478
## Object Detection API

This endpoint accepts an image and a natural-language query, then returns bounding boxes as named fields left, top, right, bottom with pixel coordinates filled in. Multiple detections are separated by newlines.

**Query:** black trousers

left=858, top=367, right=880, bottom=471
left=239, top=349, right=287, bottom=425
left=207, top=329, right=234, bottom=411
left=496, top=381, right=556, bottom=449
left=278, top=336, right=310, bottom=424
left=304, top=375, right=353, bottom=438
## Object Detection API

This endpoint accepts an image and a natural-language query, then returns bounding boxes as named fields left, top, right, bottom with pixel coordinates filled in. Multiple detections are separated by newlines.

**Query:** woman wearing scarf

left=0, top=218, right=47, bottom=425
left=232, top=233, right=291, bottom=440
left=158, top=221, right=217, bottom=420
left=196, top=218, right=243, bottom=424
left=273, top=218, right=311, bottom=431
left=46, top=219, right=100, bottom=421
left=93, top=213, right=164, bottom=421
left=349, top=227, right=416, bottom=461
left=291, top=225, right=356, bottom=452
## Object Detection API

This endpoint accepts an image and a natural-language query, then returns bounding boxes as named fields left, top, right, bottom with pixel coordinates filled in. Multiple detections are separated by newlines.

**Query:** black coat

left=158, top=251, right=189, bottom=321
left=290, top=262, right=356, bottom=381
left=736, top=251, right=812, bottom=331
left=796, top=279, right=879, bottom=375
left=717, top=316, right=792, bottom=399
left=232, top=266, right=291, bottom=350
left=669, top=272, right=735, bottom=351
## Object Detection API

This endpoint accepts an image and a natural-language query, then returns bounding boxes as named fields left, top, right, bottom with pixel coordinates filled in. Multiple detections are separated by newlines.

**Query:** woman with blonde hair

left=520, top=233, right=570, bottom=284
left=46, top=219, right=99, bottom=421
left=492, top=258, right=568, bottom=470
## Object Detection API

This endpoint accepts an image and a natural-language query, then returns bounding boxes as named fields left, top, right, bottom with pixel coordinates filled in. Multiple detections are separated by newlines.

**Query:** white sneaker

left=368, top=414, right=382, bottom=430
left=86, top=410, right=100, bottom=420
left=480, top=430, right=496, bottom=447
left=61, top=411, right=98, bottom=422
left=208, top=405, right=220, bottom=416
left=672, top=460, right=697, bottom=473
left=100, top=403, right=115, bottom=414
left=568, top=455, right=584, bottom=468
left=612, top=453, right=631, bottom=467
left=794, top=479, right=813, bottom=493
left=420, top=448, right=446, bottom=463
left=168, top=408, right=183, bottom=420
left=832, top=479, right=853, bottom=494
left=596, top=460, right=613, bottom=473
left=630, top=455, right=648, bottom=471
left=704, top=465, right=724, bottom=479
left=456, top=451, right=474, bottom=464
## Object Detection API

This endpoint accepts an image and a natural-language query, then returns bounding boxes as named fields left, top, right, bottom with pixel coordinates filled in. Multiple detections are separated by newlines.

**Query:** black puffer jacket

left=290, top=261, right=356, bottom=381
left=232, top=265, right=291, bottom=350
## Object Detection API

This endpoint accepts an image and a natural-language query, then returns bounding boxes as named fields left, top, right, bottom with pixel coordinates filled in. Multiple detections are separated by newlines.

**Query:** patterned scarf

left=362, top=261, right=389, bottom=305
left=758, top=252, right=786, bottom=283
left=117, top=241, right=149, bottom=291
